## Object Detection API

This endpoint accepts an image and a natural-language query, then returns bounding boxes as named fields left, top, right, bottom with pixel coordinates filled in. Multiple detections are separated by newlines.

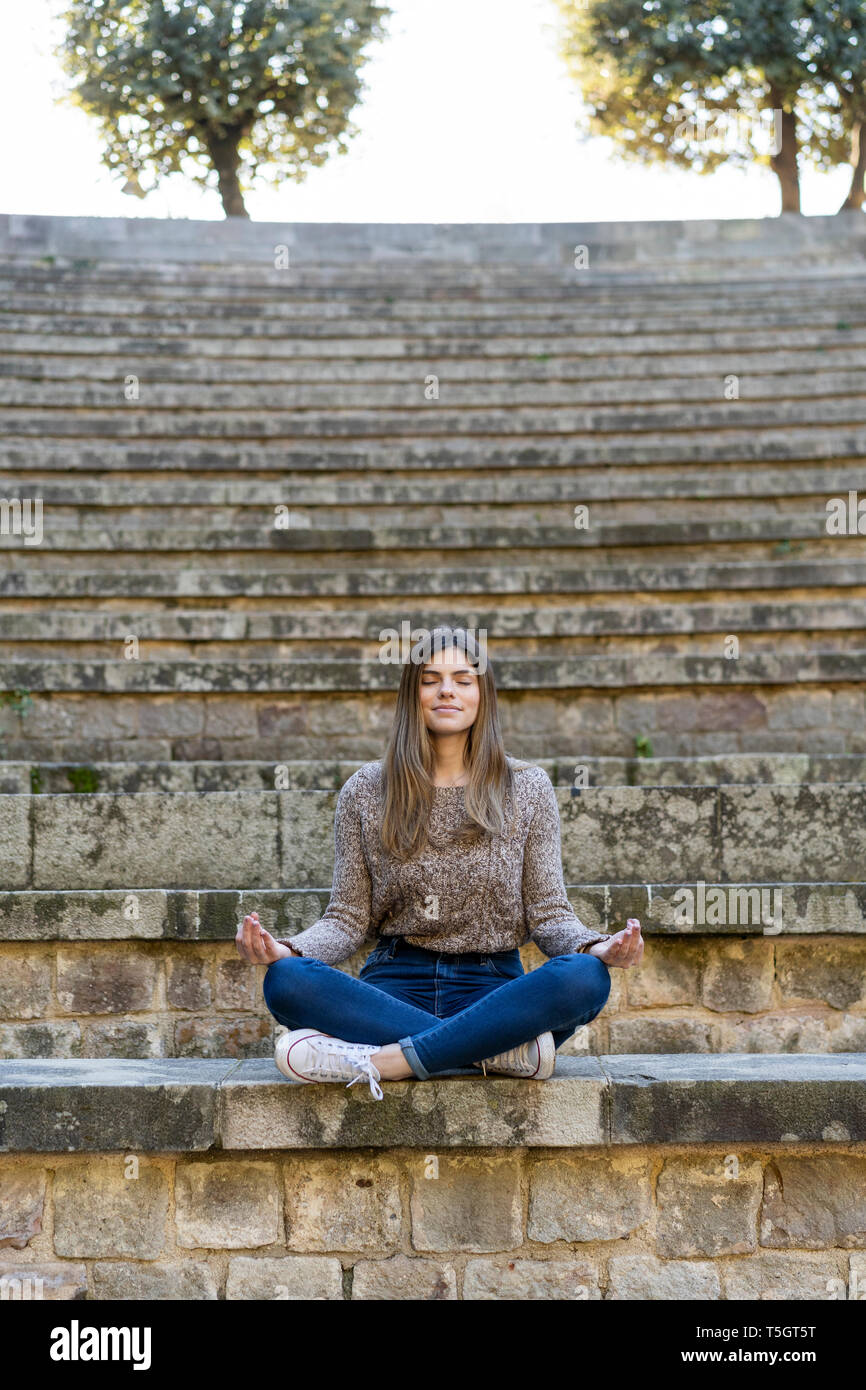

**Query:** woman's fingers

left=606, top=919, right=644, bottom=969
left=620, top=920, right=642, bottom=964
left=237, top=912, right=269, bottom=963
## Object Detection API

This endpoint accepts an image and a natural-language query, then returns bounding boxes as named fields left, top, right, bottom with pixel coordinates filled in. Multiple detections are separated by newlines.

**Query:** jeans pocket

left=362, top=938, right=396, bottom=972
left=483, top=952, right=521, bottom=979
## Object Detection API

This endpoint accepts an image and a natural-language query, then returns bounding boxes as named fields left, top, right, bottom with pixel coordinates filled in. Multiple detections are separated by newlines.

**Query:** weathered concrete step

left=2, top=1053, right=865, bottom=1150
left=0, top=505, right=850, bottom=542
left=3, top=324, right=866, bottom=361
left=1, top=462, right=863, bottom=506
left=4, top=294, right=864, bottom=332
left=11, top=279, right=866, bottom=308
left=3, top=557, right=864, bottom=598
left=7, top=255, right=866, bottom=293
left=7, top=265, right=866, bottom=300
left=0, top=547, right=850, bottom=580
left=0, top=515, right=846, bottom=554
left=6, top=346, right=866, bottom=386
left=1, top=650, right=864, bottom=695
left=10, top=258, right=866, bottom=290
left=3, top=599, right=863, bottom=645
left=7, top=399, right=866, bottom=439
left=3, top=209, right=863, bottom=268
left=20, top=634, right=861, bottom=666
left=1, top=722, right=860, bottom=768
left=3, top=309, right=861, bottom=344
left=5, top=426, right=866, bottom=471
left=4, top=370, right=866, bottom=409
left=1, top=883, right=864, bottom=939
left=19, top=265, right=863, bottom=295
left=1, top=784, right=863, bottom=888
left=6, top=753, right=866, bottom=795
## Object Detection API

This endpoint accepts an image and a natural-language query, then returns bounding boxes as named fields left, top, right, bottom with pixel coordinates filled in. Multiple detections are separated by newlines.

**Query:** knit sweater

left=277, top=756, right=610, bottom=964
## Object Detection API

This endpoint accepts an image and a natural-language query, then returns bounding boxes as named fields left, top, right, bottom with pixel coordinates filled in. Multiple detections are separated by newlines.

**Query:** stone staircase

left=1, top=213, right=865, bottom=1299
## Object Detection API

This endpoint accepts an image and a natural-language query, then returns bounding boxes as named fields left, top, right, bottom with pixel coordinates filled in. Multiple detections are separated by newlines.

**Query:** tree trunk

left=206, top=130, right=248, bottom=218
left=840, top=118, right=866, bottom=211
left=768, top=96, right=801, bottom=213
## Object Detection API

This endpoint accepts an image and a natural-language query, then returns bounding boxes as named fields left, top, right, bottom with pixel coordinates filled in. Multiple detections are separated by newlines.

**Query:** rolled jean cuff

left=398, top=1034, right=431, bottom=1080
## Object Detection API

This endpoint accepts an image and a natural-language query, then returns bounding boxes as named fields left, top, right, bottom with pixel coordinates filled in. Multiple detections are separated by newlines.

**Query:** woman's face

left=419, top=645, right=480, bottom=737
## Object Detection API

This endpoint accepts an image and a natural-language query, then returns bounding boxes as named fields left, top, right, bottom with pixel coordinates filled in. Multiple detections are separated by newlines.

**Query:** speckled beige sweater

left=279, top=756, right=609, bottom=964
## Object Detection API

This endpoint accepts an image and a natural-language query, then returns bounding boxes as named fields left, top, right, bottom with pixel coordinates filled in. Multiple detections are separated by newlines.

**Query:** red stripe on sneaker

left=284, top=1031, right=325, bottom=1080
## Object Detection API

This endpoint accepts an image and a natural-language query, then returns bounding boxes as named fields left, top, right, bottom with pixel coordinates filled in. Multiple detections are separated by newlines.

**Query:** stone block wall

left=2, top=937, right=865, bottom=1060
left=2, top=1145, right=865, bottom=1300
left=3, top=685, right=865, bottom=762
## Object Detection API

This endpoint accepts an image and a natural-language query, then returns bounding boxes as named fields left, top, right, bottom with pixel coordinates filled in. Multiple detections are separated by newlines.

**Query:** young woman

left=236, top=626, right=644, bottom=1099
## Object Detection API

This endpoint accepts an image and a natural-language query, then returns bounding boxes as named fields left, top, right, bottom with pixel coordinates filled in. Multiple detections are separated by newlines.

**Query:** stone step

left=6, top=264, right=866, bottom=300
left=0, top=650, right=863, bottom=696
left=6, top=401, right=866, bottom=442
left=1, top=882, right=863, bottom=938
left=18, top=265, right=866, bottom=296
left=3, top=311, right=865, bottom=349
left=1, top=754, right=865, bottom=793
left=4, top=370, right=866, bottom=411
left=8, top=275, right=866, bottom=304
left=5, top=294, right=865, bottom=333
left=5, top=688, right=858, bottom=764
left=20, top=238, right=849, bottom=273
left=3, top=633, right=865, bottom=666
left=6, top=347, right=866, bottom=387
left=2, top=599, right=863, bottom=646
left=5, top=752, right=866, bottom=795
left=2, top=557, right=863, bottom=597
left=0, top=462, right=862, bottom=506
left=5, top=333, right=866, bottom=378
left=4, top=427, right=864, bottom=471
left=1, top=1053, right=864, bottom=1149
left=0, top=515, right=853, bottom=555
left=1, top=1056, right=862, bottom=1303
left=3, top=208, right=864, bottom=268
left=1, top=784, right=863, bottom=888
left=4, top=317, right=866, bottom=359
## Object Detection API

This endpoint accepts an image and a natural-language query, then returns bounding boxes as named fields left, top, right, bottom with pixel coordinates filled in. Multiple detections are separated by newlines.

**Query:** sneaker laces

left=344, top=1055, right=384, bottom=1101
left=474, top=1043, right=529, bottom=1075
left=304, top=1036, right=384, bottom=1100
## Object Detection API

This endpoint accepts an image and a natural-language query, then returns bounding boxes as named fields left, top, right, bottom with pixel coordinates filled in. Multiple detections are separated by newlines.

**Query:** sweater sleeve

left=522, top=771, right=609, bottom=958
left=277, top=776, right=372, bottom=964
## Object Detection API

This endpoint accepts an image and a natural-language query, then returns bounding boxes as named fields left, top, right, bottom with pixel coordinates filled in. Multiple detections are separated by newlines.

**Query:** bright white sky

left=0, top=0, right=854, bottom=222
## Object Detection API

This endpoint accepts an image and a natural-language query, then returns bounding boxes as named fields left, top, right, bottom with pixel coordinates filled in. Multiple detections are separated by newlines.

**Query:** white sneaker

left=274, top=1029, right=384, bottom=1099
left=472, top=1031, right=556, bottom=1080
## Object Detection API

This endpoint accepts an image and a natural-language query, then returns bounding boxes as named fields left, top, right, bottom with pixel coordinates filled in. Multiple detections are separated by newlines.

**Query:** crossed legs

left=263, top=951, right=611, bottom=1080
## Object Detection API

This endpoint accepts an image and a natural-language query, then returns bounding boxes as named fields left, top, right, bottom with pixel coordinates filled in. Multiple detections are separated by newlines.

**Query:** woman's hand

left=586, top=918, right=644, bottom=969
left=235, top=911, right=293, bottom=964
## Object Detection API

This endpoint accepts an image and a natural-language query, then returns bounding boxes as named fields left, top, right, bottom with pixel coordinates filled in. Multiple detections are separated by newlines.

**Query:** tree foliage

left=555, top=0, right=866, bottom=212
left=57, top=0, right=390, bottom=216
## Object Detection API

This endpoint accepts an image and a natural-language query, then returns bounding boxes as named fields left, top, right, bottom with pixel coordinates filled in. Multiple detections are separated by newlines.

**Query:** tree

left=554, top=0, right=866, bottom=214
left=57, top=0, right=390, bottom=218
left=802, top=0, right=866, bottom=209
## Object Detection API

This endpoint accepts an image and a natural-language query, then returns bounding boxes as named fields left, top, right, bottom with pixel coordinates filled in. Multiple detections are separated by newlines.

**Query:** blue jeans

left=262, top=935, right=611, bottom=1079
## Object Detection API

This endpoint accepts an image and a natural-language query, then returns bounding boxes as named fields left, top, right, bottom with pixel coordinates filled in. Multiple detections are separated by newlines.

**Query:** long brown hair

left=378, top=626, right=519, bottom=859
